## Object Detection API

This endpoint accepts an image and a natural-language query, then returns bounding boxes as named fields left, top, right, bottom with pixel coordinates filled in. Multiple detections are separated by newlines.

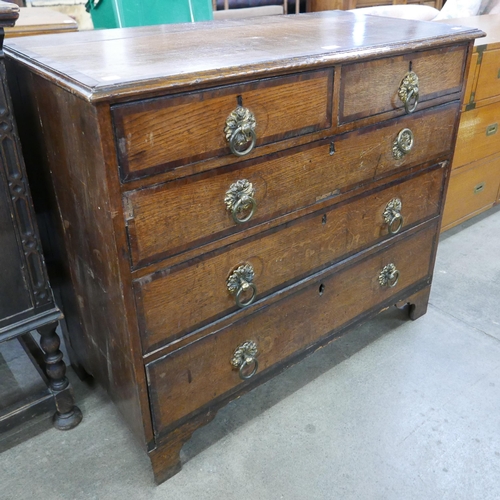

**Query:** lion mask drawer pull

left=227, top=263, right=257, bottom=308
left=392, top=128, right=414, bottom=159
left=398, top=71, right=419, bottom=114
left=224, top=179, right=257, bottom=224
left=231, top=341, right=259, bottom=380
left=224, top=105, right=257, bottom=157
left=383, top=198, right=404, bottom=235
left=378, top=263, right=400, bottom=288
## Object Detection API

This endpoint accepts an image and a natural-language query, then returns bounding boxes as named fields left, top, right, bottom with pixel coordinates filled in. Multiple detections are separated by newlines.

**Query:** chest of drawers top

left=5, top=11, right=481, bottom=102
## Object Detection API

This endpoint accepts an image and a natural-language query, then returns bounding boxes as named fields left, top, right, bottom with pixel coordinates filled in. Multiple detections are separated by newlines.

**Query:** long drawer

left=340, top=45, right=466, bottom=123
left=124, top=102, right=458, bottom=268
left=113, top=69, right=334, bottom=181
left=146, top=222, right=437, bottom=435
left=135, top=165, right=446, bottom=353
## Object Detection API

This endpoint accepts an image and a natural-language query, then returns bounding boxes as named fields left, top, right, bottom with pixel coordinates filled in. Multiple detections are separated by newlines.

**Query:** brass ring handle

left=383, top=198, right=403, bottom=235
left=239, top=356, right=259, bottom=380
left=398, top=71, right=419, bottom=114
left=227, top=264, right=257, bottom=308
left=388, top=213, right=404, bottom=235
left=378, top=263, right=400, bottom=288
left=224, top=106, right=257, bottom=157
left=393, top=128, right=414, bottom=159
left=231, top=340, right=259, bottom=380
left=224, top=179, right=257, bottom=224
left=404, top=88, right=419, bottom=114
left=235, top=281, right=258, bottom=308
left=231, top=195, right=257, bottom=224
left=229, top=126, right=257, bottom=157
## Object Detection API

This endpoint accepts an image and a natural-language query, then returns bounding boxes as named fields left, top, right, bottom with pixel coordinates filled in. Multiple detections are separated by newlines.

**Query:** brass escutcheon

left=224, top=106, right=257, bottom=157
left=227, top=263, right=257, bottom=308
left=383, top=198, right=404, bottom=235
left=392, top=128, right=414, bottom=160
left=378, top=263, right=400, bottom=288
left=231, top=340, right=259, bottom=380
left=398, top=71, right=419, bottom=114
left=224, top=179, right=257, bottom=224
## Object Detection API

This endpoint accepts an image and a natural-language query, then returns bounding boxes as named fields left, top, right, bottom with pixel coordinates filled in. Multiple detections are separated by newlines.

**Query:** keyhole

left=322, top=214, right=327, bottom=225
left=237, top=95, right=243, bottom=106
left=409, top=61, right=413, bottom=71
left=329, top=142, right=336, bottom=156
left=319, top=283, right=325, bottom=296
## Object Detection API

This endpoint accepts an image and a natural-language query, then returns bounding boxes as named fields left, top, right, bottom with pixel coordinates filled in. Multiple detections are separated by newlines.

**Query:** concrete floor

left=1, top=206, right=500, bottom=499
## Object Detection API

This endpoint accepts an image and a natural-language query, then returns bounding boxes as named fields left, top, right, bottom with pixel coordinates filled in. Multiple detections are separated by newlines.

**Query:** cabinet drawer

left=340, top=45, right=466, bottom=123
left=124, top=102, right=458, bottom=268
left=135, top=166, right=446, bottom=352
left=146, top=222, right=437, bottom=434
left=442, top=154, right=500, bottom=230
left=475, top=48, right=500, bottom=102
left=453, top=102, right=500, bottom=169
left=113, top=70, right=333, bottom=181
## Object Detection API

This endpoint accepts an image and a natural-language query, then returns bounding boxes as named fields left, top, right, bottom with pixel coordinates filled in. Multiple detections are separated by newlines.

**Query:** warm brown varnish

left=5, top=11, right=481, bottom=484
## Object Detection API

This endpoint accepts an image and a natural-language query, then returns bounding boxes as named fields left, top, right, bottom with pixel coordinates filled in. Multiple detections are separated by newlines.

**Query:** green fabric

left=88, top=0, right=213, bottom=29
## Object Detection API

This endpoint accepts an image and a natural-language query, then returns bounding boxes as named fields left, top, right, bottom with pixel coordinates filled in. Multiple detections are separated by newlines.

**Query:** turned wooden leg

left=396, top=286, right=431, bottom=321
left=38, top=322, right=83, bottom=430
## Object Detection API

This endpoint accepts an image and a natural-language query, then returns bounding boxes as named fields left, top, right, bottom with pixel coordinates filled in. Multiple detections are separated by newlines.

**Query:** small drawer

left=135, top=166, right=446, bottom=353
left=442, top=154, right=500, bottom=230
left=453, top=102, right=500, bottom=169
left=124, top=102, right=458, bottom=268
left=146, top=222, right=437, bottom=434
left=340, top=45, right=466, bottom=123
left=113, top=69, right=333, bottom=181
left=475, top=48, right=500, bottom=102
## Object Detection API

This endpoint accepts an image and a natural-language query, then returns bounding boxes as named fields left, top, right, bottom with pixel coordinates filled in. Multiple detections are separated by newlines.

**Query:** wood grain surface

left=340, top=45, right=466, bottom=122
left=147, top=222, right=437, bottom=433
left=4, top=11, right=483, bottom=102
left=136, top=166, right=446, bottom=352
left=475, top=48, right=500, bottom=102
left=124, top=102, right=458, bottom=268
left=442, top=153, right=500, bottom=231
left=453, top=102, right=500, bottom=169
left=113, top=69, right=333, bottom=179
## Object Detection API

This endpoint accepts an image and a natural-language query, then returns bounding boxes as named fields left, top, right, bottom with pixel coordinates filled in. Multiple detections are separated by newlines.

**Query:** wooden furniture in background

left=0, top=0, right=81, bottom=437
left=212, top=0, right=298, bottom=15
left=307, top=0, right=443, bottom=12
left=4, top=7, right=78, bottom=38
left=5, top=12, right=481, bottom=483
left=439, top=14, right=500, bottom=231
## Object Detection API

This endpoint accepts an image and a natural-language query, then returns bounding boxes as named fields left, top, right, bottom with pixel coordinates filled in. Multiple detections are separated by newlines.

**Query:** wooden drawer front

left=125, top=103, right=458, bottom=268
left=453, top=103, right=500, bottom=169
left=113, top=70, right=333, bottom=181
left=340, top=45, right=466, bottom=123
left=442, top=155, right=500, bottom=230
left=146, top=223, right=437, bottom=433
left=464, top=52, right=479, bottom=106
left=475, top=48, right=500, bottom=102
left=135, top=166, right=445, bottom=352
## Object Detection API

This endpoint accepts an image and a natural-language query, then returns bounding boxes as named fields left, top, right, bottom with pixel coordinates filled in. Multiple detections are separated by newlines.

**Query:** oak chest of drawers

left=440, top=14, right=500, bottom=231
left=5, top=12, right=481, bottom=483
